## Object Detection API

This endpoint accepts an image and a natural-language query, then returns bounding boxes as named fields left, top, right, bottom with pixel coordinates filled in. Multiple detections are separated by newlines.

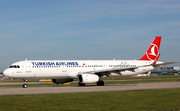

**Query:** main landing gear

left=23, top=79, right=28, bottom=88
left=97, top=81, right=104, bottom=86
left=78, top=81, right=104, bottom=86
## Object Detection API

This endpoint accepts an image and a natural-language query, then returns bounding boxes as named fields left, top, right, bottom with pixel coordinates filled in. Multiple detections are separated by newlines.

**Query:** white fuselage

left=3, top=60, right=162, bottom=80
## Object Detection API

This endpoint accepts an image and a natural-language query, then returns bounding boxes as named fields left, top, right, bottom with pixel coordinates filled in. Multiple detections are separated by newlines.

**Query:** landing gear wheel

left=78, top=82, right=86, bottom=86
left=97, top=81, right=104, bottom=86
left=23, top=84, right=27, bottom=88
left=23, top=79, right=28, bottom=88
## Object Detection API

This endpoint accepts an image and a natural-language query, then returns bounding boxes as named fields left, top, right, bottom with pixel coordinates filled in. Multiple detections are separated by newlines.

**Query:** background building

left=151, top=66, right=180, bottom=76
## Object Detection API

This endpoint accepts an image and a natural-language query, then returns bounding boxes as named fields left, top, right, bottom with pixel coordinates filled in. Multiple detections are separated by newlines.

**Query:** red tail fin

left=139, top=36, right=161, bottom=61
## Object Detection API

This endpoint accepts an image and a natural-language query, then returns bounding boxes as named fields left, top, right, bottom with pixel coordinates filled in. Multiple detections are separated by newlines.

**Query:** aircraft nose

left=3, top=69, right=10, bottom=77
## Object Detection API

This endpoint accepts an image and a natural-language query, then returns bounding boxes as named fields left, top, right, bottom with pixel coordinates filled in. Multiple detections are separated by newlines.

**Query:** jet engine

left=52, top=79, right=73, bottom=84
left=78, top=74, right=99, bottom=83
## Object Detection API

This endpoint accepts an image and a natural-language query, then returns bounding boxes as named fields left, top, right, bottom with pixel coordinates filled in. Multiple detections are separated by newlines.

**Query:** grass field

left=1, top=76, right=180, bottom=110
left=0, top=88, right=180, bottom=111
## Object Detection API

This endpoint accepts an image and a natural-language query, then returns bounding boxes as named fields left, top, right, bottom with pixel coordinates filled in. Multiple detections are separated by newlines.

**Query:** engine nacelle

left=52, top=79, right=73, bottom=84
left=78, top=74, right=99, bottom=83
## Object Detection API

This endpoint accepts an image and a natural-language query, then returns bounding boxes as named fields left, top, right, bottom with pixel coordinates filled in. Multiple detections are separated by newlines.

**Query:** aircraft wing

left=79, top=66, right=139, bottom=75
left=79, top=62, right=178, bottom=76
left=79, top=61, right=156, bottom=75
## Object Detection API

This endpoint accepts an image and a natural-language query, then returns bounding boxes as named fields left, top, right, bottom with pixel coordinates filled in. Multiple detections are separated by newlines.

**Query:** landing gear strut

left=23, top=79, right=28, bottom=88
left=97, top=81, right=104, bottom=86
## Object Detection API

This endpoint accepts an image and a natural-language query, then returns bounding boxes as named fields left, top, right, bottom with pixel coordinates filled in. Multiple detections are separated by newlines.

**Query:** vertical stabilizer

left=139, top=36, right=161, bottom=61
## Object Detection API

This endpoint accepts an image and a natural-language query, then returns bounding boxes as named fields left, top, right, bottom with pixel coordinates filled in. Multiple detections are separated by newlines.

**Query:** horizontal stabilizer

left=153, top=62, right=178, bottom=67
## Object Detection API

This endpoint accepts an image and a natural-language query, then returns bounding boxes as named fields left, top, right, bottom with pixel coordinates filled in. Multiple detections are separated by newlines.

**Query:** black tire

left=97, top=81, right=104, bottom=86
left=78, top=82, right=86, bottom=86
left=23, top=84, right=27, bottom=88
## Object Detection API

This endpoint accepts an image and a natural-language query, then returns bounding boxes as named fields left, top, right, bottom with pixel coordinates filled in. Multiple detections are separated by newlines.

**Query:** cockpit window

left=9, top=66, right=13, bottom=68
left=9, top=65, right=20, bottom=68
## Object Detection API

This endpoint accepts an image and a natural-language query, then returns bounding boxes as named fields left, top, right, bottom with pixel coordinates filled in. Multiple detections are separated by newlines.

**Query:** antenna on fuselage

left=25, top=58, right=27, bottom=61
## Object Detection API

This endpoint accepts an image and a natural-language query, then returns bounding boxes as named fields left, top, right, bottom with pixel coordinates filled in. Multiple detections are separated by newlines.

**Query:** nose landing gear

left=23, top=79, right=28, bottom=88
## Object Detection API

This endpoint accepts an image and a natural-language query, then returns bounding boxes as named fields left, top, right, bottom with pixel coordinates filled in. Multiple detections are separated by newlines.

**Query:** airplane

left=134, top=71, right=151, bottom=77
left=3, top=36, right=177, bottom=88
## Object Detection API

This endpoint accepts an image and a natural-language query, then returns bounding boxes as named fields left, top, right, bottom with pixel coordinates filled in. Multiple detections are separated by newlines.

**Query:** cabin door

left=62, top=65, right=67, bottom=72
left=25, top=62, right=31, bottom=73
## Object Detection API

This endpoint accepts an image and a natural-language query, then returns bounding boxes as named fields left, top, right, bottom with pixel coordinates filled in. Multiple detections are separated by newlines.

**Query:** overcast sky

left=0, top=0, right=180, bottom=71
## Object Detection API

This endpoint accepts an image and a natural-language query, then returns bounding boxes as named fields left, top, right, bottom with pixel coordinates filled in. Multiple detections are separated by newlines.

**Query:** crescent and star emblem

left=146, top=44, right=159, bottom=61
left=149, top=45, right=157, bottom=56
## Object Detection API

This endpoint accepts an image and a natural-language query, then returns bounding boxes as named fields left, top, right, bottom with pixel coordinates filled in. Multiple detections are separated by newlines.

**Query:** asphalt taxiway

left=0, top=82, right=180, bottom=95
